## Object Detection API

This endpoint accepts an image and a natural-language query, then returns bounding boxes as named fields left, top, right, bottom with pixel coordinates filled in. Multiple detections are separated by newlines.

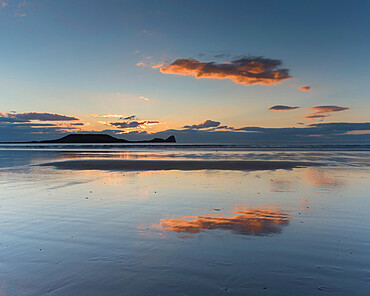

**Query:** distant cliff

left=28, top=134, right=176, bottom=143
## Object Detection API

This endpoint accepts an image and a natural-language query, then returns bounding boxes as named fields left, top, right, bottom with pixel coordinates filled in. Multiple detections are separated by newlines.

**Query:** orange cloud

left=155, top=207, right=289, bottom=236
left=151, top=62, right=165, bottom=69
left=341, top=130, right=370, bottom=135
left=299, top=86, right=311, bottom=91
left=159, top=57, right=291, bottom=86
left=136, top=56, right=154, bottom=67
left=0, top=1, right=7, bottom=8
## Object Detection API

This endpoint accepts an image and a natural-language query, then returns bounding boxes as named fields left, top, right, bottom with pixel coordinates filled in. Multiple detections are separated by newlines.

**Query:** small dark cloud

left=124, top=130, right=148, bottom=135
left=215, top=125, right=234, bottom=130
left=103, top=120, right=160, bottom=129
left=100, top=129, right=148, bottom=136
left=304, top=114, right=328, bottom=120
left=68, top=122, right=84, bottom=126
left=183, top=120, right=221, bottom=129
left=299, top=86, right=311, bottom=91
left=269, top=105, right=299, bottom=111
left=122, top=115, right=137, bottom=120
left=213, top=53, right=230, bottom=59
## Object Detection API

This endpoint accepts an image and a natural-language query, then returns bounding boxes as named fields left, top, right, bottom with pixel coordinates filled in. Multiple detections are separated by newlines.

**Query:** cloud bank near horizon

left=1, top=119, right=369, bottom=142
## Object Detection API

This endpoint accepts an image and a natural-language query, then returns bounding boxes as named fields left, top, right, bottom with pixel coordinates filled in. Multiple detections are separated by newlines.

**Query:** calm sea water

left=0, top=144, right=369, bottom=295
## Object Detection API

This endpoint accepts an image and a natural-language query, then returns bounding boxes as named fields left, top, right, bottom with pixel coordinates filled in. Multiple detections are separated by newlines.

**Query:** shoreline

left=39, top=159, right=321, bottom=172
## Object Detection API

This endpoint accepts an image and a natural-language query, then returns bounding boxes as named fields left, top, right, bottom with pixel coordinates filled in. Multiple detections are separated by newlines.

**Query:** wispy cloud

left=305, top=105, right=349, bottom=120
left=88, top=114, right=136, bottom=119
left=299, top=86, right=311, bottom=91
left=17, top=0, right=26, bottom=8
left=141, top=29, right=153, bottom=36
left=136, top=55, right=153, bottom=67
left=1, top=0, right=28, bottom=16
left=151, top=62, right=165, bottom=69
left=310, top=106, right=349, bottom=113
left=159, top=56, right=291, bottom=86
left=138, top=96, right=150, bottom=101
left=269, top=105, right=299, bottom=111
left=304, top=114, right=328, bottom=120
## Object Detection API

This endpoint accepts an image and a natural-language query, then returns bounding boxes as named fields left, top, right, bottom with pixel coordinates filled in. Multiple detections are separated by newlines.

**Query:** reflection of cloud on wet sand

left=269, top=178, right=293, bottom=192
left=155, top=207, right=289, bottom=236
left=304, top=168, right=345, bottom=190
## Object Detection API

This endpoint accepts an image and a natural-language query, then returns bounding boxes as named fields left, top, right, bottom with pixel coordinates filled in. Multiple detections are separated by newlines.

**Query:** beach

left=0, top=144, right=369, bottom=295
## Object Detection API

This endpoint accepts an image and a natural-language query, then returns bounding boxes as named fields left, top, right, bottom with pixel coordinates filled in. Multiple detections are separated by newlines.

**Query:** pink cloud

left=310, top=106, right=349, bottom=113
left=304, top=105, right=349, bottom=120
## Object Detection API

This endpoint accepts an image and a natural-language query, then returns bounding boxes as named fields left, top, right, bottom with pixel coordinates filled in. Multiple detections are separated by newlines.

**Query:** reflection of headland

left=41, top=159, right=319, bottom=172
left=155, top=207, right=290, bottom=236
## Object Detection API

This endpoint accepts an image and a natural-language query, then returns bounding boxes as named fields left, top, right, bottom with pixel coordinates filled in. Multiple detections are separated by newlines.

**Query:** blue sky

left=0, top=0, right=369, bottom=142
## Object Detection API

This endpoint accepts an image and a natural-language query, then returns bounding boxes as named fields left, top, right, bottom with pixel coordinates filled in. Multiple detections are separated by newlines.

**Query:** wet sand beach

left=0, top=147, right=369, bottom=296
